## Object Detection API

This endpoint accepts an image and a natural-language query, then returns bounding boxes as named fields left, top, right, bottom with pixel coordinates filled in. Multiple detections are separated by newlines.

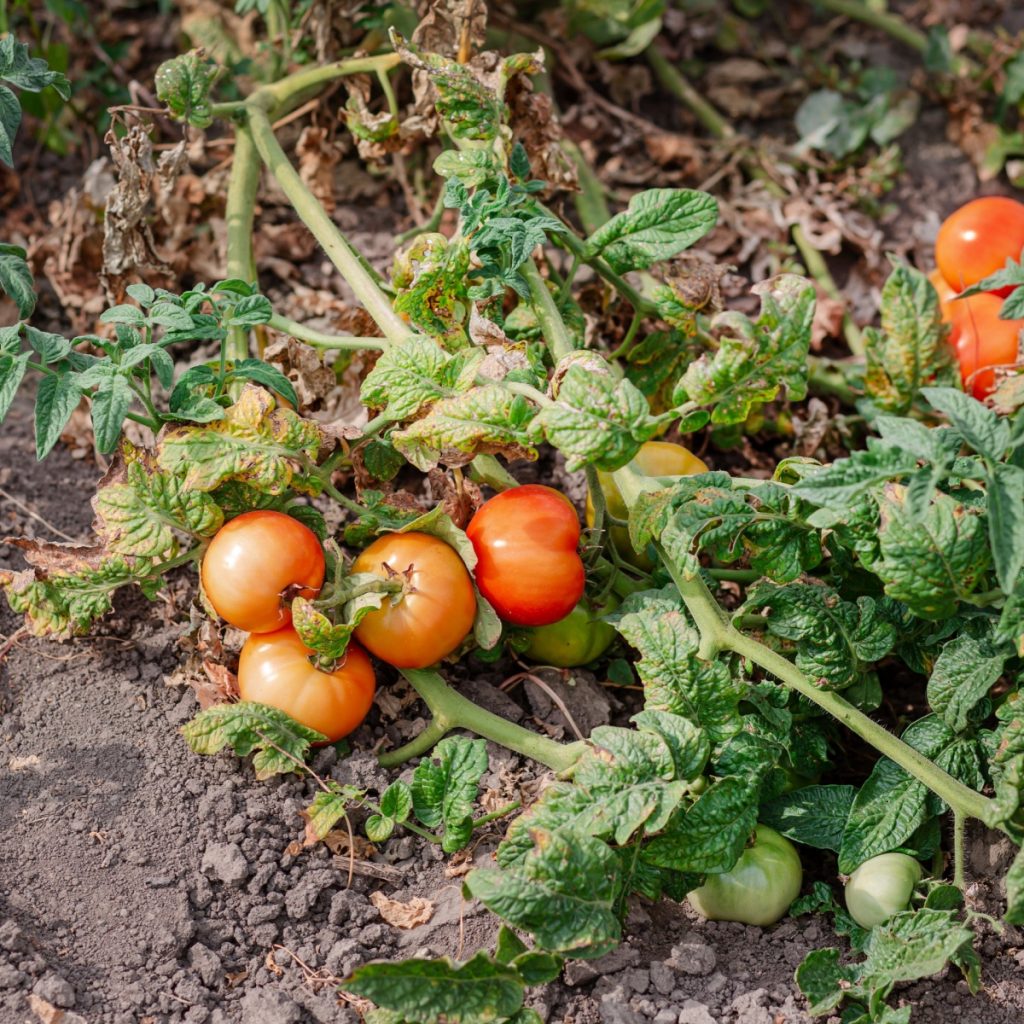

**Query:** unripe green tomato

left=688, top=825, right=802, bottom=926
left=844, top=853, right=922, bottom=929
left=521, top=597, right=618, bottom=667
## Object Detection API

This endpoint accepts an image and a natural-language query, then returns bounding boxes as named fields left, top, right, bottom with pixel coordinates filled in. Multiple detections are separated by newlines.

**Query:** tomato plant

left=521, top=596, right=618, bottom=667
left=467, top=485, right=585, bottom=627
left=237, top=627, right=376, bottom=742
left=936, top=196, right=1024, bottom=293
left=687, top=825, right=803, bottom=926
left=352, top=532, right=477, bottom=669
left=201, top=510, right=325, bottom=633
left=588, top=441, right=708, bottom=568
left=948, top=291, right=1024, bottom=397
left=844, top=853, right=923, bottom=929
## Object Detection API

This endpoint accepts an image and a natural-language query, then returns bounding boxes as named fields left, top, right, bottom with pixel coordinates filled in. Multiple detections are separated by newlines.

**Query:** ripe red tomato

left=949, top=292, right=1024, bottom=398
left=238, top=627, right=376, bottom=742
left=935, top=196, right=1024, bottom=293
left=466, top=484, right=585, bottom=627
left=351, top=532, right=477, bottom=668
left=202, top=511, right=325, bottom=633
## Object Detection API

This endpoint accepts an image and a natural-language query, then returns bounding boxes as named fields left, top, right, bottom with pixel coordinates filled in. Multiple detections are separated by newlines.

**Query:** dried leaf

left=370, top=890, right=435, bottom=929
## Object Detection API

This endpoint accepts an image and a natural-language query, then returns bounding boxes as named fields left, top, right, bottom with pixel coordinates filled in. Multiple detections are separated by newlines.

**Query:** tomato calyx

left=315, top=571, right=407, bottom=610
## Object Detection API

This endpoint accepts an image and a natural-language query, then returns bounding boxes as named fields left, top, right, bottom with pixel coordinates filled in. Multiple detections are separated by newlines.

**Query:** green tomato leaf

left=986, top=462, right=1024, bottom=594
left=0, top=36, right=71, bottom=98
left=90, top=374, right=135, bottom=454
left=0, top=350, right=29, bottom=424
left=926, top=632, right=1006, bottom=733
left=1005, top=845, right=1024, bottom=925
left=743, top=582, right=895, bottom=691
left=583, top=188, right=718, bottom=273
left=760, top=785, right=855, bottom=852
left=392, top=234, right=472, bottom=347
left=922, top=386, right=1010, bottom=459
left=874, top=484, right=991, bottom=620
left=791, top=441, right=919, bottom=508
left=640, top=776, right=758, bottom=874
left=412, top=736, right=488, bottom=853
left=0, top=84, right=21, bottom=166
left=34, top=371, right=82, bottom=460
left=304, top=783, right=363, bottom=843
left=181, top=700, right=326, bottom=780
left=610, top=588, right=745, bottom=745
left=0, top=242, right=35, bottom=316
left=391, top=385, right=537, bottom=472
left=863, top=260, right=958, bottom=414
left=531, top=363, right=658, bottom=472
left=794, top=947, right=851, bottom=1016
left=155, top=50, right=217, bottom=129
left=466, top=828, right=621, bottom=958
left=157, top=385, right=325, bottom=494
left=345, top=951, right=524, bottom=1024
left=361, top=334, right=483, bottom=422
left=674, top=274, right=814, bottom=425
left=227, top=358, right=298, bottom=409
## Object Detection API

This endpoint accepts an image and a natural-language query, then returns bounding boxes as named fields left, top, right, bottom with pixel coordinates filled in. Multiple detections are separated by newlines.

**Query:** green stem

left=522, top=259, right=576, bottom=362
left=645, top=45, right=734, bottom=141
left=321, top=479, right=370, bottom=518
left=808, top=355, right=862, bottom=405
left=953, top=811, right=966, bottom=888
left=316, top=576, right=404, bottom=609
left=611, top=464, right=995, bottom=825
left=709, top=568, right=762, bottom=583
left=396, top=187, right=446, bottom=245
left=378, top=669, right=586, bottom=774
left=224, top=126, right=261, bottom=365
left=246, top=105, right=410, bottom=344
left=468, top=454, right=521, bottom=492
left=552, top=223, right=655, bottom=316
left=472, top=801, right=522, bottom=829
left=812, top=0, right=928, bottom=55
left=606, top=309, right=643, bottom=361
left=259, top=52, right=404, bottom=115
left=501, top=380, right=554, bottom=408
left=267, top=312, right=387, bottom=351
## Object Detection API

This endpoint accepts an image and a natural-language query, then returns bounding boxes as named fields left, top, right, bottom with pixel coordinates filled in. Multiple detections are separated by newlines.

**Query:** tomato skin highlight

left=948, top=291, right=1024, bottom=398
left=351, top=532, right=477, bottom=669
left=935, top=196, right=1024, bottom=293
left=522, top=597, right=618, bottom=667
left=844, top=853, right=922, bottom=929
left=687, top=825, right=803, bottom=926
left=237, top=627, right=376, bottom=742
left=587, top=441, right=708, bottom=570
left=201, top=511, right=325, bottom=633
left=467, top=484, right=585, bottom=627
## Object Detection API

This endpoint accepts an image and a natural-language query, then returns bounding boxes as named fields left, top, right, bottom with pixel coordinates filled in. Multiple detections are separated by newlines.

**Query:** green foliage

left=863, top=260, right=959, bottom=414
left=412, top=737, right=488, bottom=853
left=181, top=701, right=326, bottom=780
left=155, top=50, right=218, bottom=129
left=0, top=36, right=70, bottom=167
left=674, top=275, right=815, bottom=425
left=0, top=244, right=36, bottom=318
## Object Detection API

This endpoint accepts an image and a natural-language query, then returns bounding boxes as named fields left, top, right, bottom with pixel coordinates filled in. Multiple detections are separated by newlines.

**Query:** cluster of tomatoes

left=932, top=195, right=1024, bottom=398
left=199, top=484, right=594, bottom=742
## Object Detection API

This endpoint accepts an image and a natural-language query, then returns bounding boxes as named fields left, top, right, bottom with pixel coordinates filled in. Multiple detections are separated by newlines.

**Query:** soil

left=2, top=382, right=1023, bottom=1024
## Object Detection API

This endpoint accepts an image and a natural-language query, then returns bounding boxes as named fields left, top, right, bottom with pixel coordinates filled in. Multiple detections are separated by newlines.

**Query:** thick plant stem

left=224, top=126, right=261, bottom=364
left=953, top=811, right=966, bottom=889
left=378, top=669, right=586, bottom=774
left=611, top=464, right=995, bottom=826
left=267, top=312, right=387, bottom=351
left=246, top=106, right=411, bottom=344
left=260, top=53, right=404, bottom=115
left=523, top=259, right=577, bottom=362
left=792, top=225, right=865, bottom=357
left=645, top=45, right=734, bottom=141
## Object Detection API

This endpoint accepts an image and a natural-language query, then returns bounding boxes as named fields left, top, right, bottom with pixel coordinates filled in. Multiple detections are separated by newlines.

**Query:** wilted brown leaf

left=263, top=335, right=338, bottom=413
left=370, top=890, right=435, bottom=929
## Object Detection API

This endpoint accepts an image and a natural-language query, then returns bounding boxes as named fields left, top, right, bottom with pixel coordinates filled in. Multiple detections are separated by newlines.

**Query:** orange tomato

left=949, top=292, right=1024, bottom=398
left=467, top=484, right=585, bottom=627
left=935, top=196, right=1024, bottom=293
left=201, top=511, right=325, bottom=633
left=238, top=628, right=376, bottom=742
left=927, top=269, right=958, bottom=325
left=352, top=532, right=477, bottom=668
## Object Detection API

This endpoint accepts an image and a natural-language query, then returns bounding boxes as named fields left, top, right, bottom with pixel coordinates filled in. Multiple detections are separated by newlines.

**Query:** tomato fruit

left=687, top=825, right=802, bottom=926
left=587, top=441, right=708, bottom=570
left=949, top=291, right=1024, bottom=398
left=202, top=510, right=325, bottom=633
left=522, top=596, right=618, bottom=667
left=927, top=269, right=958, bottom=325
left=844, top=853, right=922, bottom=929
left=237, top=627, right=376, bottom=742
left=935, top=196, right=1024, bottom=293
left=352, top=532, right=476, bottom=669
left=467, top=485, right=585, bottom=627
